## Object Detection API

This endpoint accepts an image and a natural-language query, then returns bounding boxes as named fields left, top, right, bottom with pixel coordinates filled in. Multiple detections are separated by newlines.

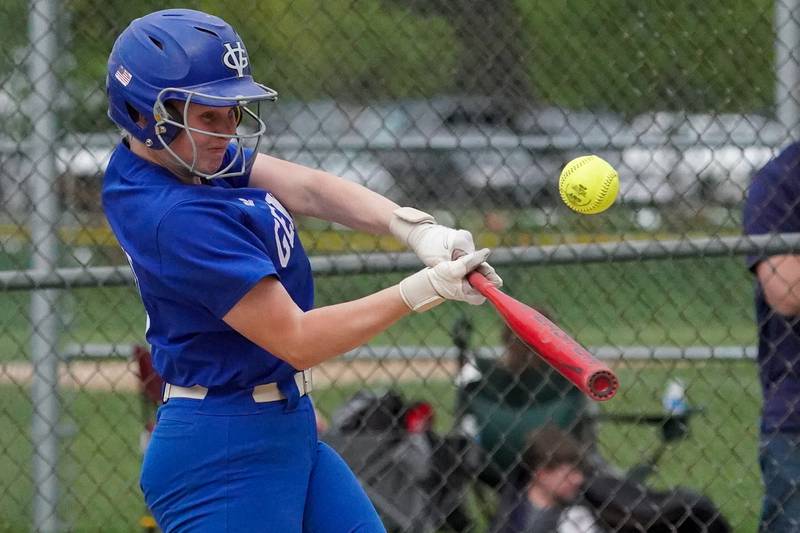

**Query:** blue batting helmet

left=106, top=9, right=277, bottom=178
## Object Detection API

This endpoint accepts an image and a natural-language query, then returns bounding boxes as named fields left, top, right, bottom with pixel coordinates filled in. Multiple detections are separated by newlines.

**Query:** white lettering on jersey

left=238, top=198, right=255, bottom=207
left=265, top=193, right=295, bottom=267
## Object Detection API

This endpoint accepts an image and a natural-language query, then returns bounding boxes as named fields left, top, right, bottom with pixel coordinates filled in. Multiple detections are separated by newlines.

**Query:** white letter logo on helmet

left=222, top=42, right=249, bottom=77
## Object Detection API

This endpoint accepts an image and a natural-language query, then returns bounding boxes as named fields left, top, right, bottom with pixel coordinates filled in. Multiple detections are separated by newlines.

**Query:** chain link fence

left=3, top=0, right=800, bottom=531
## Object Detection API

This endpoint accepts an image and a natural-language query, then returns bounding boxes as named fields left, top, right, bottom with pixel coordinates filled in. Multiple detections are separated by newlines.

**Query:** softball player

left=102, top=9, right=501, bottom=533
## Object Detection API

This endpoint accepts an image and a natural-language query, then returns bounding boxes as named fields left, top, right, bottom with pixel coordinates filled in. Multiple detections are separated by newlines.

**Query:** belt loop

left=277, top=376, right=300, bottom=412
left=162, top=383, right=171, bottom=404
left=303, top=369, right=313, bottom=394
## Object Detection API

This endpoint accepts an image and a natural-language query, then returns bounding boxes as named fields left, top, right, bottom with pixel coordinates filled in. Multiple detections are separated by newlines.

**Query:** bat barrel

left=464, top=269, right=620, bottom=402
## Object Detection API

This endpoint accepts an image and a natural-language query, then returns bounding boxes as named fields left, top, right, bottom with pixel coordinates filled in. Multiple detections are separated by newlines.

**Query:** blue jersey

left=102, top=141, right=314, bottom=389
left=743, top=141, right=800, bottom=434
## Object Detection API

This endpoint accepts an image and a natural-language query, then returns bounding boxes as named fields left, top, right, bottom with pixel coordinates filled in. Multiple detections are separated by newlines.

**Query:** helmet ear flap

left=164, top=101, right=183, bottom=124
left=165, top=106, right=181, bottom=123
left=151, top=100, right=183, bottom=146
left=154, top=100, right=182, bottom=124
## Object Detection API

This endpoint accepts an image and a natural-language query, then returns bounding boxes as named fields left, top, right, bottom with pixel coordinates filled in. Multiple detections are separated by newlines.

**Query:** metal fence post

left=27, top=0, right=61, bottom=530
left=776, top=0, right=800, bottom=137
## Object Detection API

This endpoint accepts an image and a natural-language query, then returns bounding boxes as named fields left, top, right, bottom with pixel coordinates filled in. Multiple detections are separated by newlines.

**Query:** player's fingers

left=476, top=262, right=503, bottom=288
left=461, top=283, right=486, bottom=305
left=449, top=229, right=475, bottom=255
left=453, top=248, right=490, bottom=275
left=452, top=249, right=491, bottom=305
left=461, top=291, right=486, bottom=305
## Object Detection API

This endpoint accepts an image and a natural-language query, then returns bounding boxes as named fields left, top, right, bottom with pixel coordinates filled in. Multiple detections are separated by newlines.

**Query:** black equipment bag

left=583, top=474, right=731, bottom=533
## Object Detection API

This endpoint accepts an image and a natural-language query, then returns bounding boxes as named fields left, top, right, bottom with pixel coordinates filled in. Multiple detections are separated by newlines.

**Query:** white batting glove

left=399, top=248, right=492, bottom=312
left=389, top=207, right=475, bottom=266
left=389, top=207, right=503, bottom=290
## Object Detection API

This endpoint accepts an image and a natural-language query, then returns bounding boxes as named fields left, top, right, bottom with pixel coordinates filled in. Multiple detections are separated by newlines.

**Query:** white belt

left=162, top=370, right=313, bottom=403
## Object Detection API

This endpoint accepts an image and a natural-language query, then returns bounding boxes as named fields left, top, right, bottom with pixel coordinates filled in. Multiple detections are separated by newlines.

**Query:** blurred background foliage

left=0, top=0, right=777, bottom=132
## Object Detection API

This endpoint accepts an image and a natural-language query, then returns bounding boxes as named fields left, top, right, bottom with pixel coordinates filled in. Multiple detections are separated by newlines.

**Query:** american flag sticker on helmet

left=115, top=66, right=132, bottom=86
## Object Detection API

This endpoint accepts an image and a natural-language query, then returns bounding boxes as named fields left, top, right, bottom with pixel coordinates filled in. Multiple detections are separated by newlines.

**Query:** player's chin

left=199, top=153, right=227, bottom=174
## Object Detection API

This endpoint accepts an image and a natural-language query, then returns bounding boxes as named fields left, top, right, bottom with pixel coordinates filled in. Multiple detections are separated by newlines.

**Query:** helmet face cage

left=153, top=85, right=277, bottom=180
left=106, top=9, right=279, bottom=180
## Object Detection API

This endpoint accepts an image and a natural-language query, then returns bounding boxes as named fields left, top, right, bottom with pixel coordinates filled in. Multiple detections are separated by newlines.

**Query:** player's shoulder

left=159, top=191, right=249, bottom=227
left=159, top=186, right=285, bottom=237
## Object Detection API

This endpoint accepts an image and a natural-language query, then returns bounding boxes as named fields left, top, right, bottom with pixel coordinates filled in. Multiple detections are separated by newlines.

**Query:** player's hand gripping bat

left=458, top=252, right=619, bottom=401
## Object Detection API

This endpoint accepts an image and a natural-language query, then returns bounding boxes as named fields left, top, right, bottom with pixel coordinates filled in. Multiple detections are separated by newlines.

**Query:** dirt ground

left=0, top=358, right=461, bottom=393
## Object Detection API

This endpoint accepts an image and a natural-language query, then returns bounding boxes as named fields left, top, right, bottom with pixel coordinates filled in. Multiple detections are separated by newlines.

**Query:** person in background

left=744, top=143, right=800, bottom=532
left=490, top=424, right=603, bottom=533
left=456, top=313, right=594, bottom=488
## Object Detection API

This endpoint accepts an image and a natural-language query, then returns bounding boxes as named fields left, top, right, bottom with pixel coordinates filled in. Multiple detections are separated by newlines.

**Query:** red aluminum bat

left=466, top=268, right=619, bottom=401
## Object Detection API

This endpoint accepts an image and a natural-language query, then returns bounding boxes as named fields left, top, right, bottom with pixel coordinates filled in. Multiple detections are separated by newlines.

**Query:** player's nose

left=217, top=117, right=237, bottom=135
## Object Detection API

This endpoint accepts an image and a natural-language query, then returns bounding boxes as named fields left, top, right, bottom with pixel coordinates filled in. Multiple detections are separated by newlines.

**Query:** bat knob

left=588, top=370, right=619, bottom=401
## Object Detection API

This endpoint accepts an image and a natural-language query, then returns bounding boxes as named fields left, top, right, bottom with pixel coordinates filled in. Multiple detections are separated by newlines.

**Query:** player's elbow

left=263, top=325, right=322, bottom=370
left=269, top=335, right=351, bottom=371
left=267, top=346, right=311, bottom=370
left=273, top=348, right=322, bottom=371
left=288, top=357, right=315, bottom=371
left=266, top=336, right=313, bottom=370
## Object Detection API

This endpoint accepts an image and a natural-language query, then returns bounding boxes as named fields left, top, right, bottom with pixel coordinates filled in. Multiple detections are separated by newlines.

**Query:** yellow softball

left=558, top=155, right=619, bottom=215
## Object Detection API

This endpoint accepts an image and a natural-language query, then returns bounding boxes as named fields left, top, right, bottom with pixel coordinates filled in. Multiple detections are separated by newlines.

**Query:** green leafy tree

left=0, top=0, right=780, bottom=132
left=384, top=0, right=535, bottom=124
left=522, top=0, right=774, bottom=114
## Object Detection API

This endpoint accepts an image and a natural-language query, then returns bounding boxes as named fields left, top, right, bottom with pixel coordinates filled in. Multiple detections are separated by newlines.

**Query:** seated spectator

left=456, top=314, right=595, bottom=486
left=454, top=317, right=731, bottom=532
left=491, top=424, right=603, bottom=533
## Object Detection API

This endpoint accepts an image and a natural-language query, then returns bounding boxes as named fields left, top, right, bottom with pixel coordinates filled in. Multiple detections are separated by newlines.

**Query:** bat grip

left=466, top=270, right=495, bottom=295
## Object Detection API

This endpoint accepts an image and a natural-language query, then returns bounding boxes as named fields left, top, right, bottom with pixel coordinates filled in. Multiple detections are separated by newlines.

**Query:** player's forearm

left=302, top=169, right=399, bottom=234
left=223, top=258, right=485, bottom=369
left=285, top=251, right=491, bottom=367
left=282, top=286, right=410, bottom=369
left=224, top=277, right=411, bottom=368
left=249, top=153, right=398, bottom=234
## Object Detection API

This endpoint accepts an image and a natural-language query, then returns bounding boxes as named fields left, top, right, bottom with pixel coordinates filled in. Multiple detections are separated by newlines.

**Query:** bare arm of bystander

left=756, top=255, right=800, bottom=316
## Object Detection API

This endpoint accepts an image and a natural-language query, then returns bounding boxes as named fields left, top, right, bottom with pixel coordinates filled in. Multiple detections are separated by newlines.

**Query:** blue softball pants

left=139, top=386, right=386, bottom=532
